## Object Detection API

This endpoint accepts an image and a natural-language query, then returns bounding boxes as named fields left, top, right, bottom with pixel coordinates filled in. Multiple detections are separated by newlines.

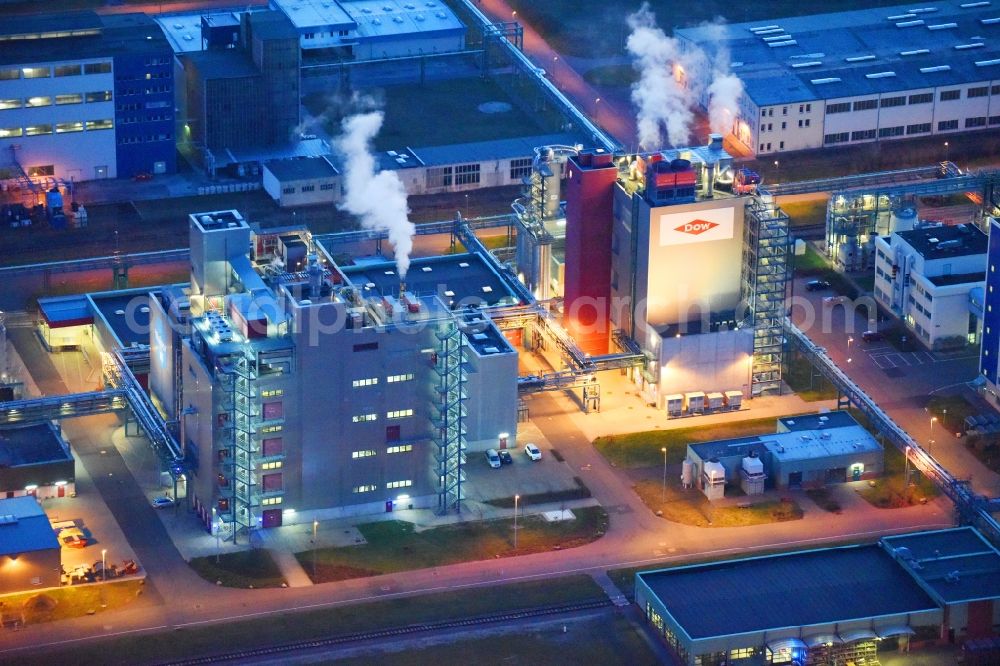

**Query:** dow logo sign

left=676, top=220, right=719, bottom=236
left=659, top=207, right=735, bottom=246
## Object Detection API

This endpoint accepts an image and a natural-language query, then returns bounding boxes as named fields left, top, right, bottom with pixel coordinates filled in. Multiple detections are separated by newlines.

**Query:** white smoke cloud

left=336, top=112, right=415, bottom=278
left=625, top=5, right=743, bottom=148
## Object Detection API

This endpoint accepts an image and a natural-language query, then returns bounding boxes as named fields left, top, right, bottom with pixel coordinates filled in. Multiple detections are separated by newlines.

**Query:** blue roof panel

left=0, top=497, right=60, bottom=556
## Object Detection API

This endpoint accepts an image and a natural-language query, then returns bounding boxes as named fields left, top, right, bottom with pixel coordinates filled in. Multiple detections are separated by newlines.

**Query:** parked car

left=58, top=527, right=88, bottom=549
left=823, top=295, right=848, bottom=306
left=861, top=330, right=883, bottom=342
left=485, top=449, right=501, bottom=469
left=151, top=496, right=175, bottom=509
left=806, top=279, right=831, bottom=291
left=498, top=449, right=513, bottom=465
left=524, top=443, right=542, bottom=461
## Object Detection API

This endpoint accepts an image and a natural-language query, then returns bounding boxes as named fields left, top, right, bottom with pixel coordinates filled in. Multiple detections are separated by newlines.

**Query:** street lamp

left=944, top=141, right=950, bottom=162
left=661, top=447, right=668, bottom=501
left=212, top=507, right=220, bottom=564
left=514, top=494, right=520, bottom=550
left=930, top=416, right=938, bottom=436
left=312, top=519, right=319, bottom=578
left=773, top=160, right=780, bottom=183
left=101, top=548, right=107, bottom=582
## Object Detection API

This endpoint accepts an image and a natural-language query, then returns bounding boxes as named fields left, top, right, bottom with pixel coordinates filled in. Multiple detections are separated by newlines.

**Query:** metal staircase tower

left=743, top=195, right=791, bottom=396
left=219, top=347, right=260, bottom=543
left=433, top=322, right=467, bottom=514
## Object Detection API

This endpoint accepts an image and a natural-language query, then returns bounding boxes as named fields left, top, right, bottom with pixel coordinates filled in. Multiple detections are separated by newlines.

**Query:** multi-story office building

left=874, top=223, right=986, bottom=349
left=0, top=12, right=175, bottom=182
left=676, top=1, right=1000, bottom=156
left=149, top=210, right=519, bottom=536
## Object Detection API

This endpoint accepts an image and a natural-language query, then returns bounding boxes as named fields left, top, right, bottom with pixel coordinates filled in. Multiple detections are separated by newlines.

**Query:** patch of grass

left=188, top=550, right=286, bottom=589
left=792, top=244, right=830, bottom=273
left=925, top=395, right=975, bottom=432
left=633, top=478, right=803, bottom=527
left=334, top=612, right=657, bottom=666
left=805, top=487, right=842, bottom=513
left=593, top=415, right=801, bottom=468
left=783, top=350, right=838, bottom=402
left=297, top=506, right=608, bottom=583
left=486, top=477, right=592, bottom=508
left=583, top=64, right=636, bottom=88
left=0, top=579, right=144, bottom=625
left=21, top=575, right=604, bottom=666
left=857, top=443, right=938, bottom=509
left=853, top=274, right=875, bottom=294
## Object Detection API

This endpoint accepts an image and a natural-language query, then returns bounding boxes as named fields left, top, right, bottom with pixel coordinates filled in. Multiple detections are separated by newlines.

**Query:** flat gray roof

left=676, top=0, right=1000, bottom=106
left=639, top=544, right=939, bottom=640
left=0, top=423, right=71, bottom=467
left=91, top=291, right=151, bottom=347
left=264, top=156, right=338, bottom=182
left=883, top=527, right=1000, bottom=605
left=897, top=224, right=988, bottom=260
left=778, top=411, right=858, bottom=431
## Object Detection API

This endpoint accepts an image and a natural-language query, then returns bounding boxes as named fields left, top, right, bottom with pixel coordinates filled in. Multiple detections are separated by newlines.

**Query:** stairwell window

left=386, top=480, right=412, bottom=489
left=351, top=450, right=377, bottom=459
left=386, top=409, right=414, bottom=419
left=353, top=485, right=376, bottom=493
left=387, top=444, right=413, bottom=454
left=352, top=413, right=377, bottom=423
left=387, top=373, right=414, bottom=383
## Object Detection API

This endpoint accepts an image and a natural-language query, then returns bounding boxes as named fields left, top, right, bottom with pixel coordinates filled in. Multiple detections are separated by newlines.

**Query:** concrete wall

left=463, top=343, right=518, bottom=452
left=655, top=328, right=753, bottom=401
left=0, top=548, right=60, bottom=595
left=770, top=449, right=883, bottom=488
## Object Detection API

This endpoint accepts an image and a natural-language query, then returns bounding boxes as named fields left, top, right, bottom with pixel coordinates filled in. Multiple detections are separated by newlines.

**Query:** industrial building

left=685, top=411, right=882, bottom=500
left=636, top=526, right=1000, bottom=666
left=145, top=210, right=519, bottom=535
left=0, top=496, right=61, bottom=594
left=515, top=135, right=789, bottom=401
left=0, top=423, right=75, bottom=500
left=676, top=1, right=1000, bottom=157
left=978, top=217, right=1000, bottom=406
left=269, top=0, right=466, bottom=61
left=262, top=156, right=340, bottom=207
left=0, top=11, right=175, bottom=186
left=874, top=223, right=987, bottom=349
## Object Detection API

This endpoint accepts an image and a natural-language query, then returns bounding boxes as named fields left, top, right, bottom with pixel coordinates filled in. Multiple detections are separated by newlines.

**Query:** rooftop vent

left=483, top=346, right=500, bottom=354
left=0, top=515, right=17, bottom=526
left=975, top=58, right=1000, bottom=66
left=928, top=237, right=940, bottom=243
left=866, top=71, right=897, bottom=79
left=927, top=22, right=958, bottom=30
left=421, top=266, right=432, bottom=272
left=763, top=34, right=791, bottom=42
left=955, top=42, right=985, bottom=49
left=888, top=13, right=917, bottom=19
left=910, top=7, right=940, bottom=13
left=791, top=61, right=822, bottom=68
left=482, top=286, right=493, bottom=293
left=962, top=1, right=991, bottom=7
left=900, top=49, right=930, bottom=55
left=755, top=28, right=786, bottom=36
left=384, top=270, right=395, bottom=275
left=921, top=65, right=952, bottom=72
left=845, top=54, right=877, bottom=62
left=458, top=262, right=470, bottom=268
left=896, top=20, right=925, bottom=27
left=749, top=25, right=781, bottom=32
left=811, top=77, right=842, bottom=84
left=767, top=40, right=797, bottom=47
left=981, top=17, right=1000, bottom=24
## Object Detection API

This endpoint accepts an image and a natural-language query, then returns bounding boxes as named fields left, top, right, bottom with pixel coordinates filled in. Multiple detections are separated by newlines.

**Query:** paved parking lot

left=860, top=345, right=978, bottom=372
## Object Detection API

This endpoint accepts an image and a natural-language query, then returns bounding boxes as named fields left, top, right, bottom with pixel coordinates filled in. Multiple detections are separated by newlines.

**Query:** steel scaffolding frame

left=433, top=323, right=467, bottom=514
left=218, top=347, right=262, bottom=542
left=743, top=196, right=791, bottom=396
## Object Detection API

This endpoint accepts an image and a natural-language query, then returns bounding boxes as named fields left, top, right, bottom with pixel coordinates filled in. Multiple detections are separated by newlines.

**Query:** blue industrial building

left=978, top=217, right=1000, bottom=403
left=0, top=11, right=175, bottom=184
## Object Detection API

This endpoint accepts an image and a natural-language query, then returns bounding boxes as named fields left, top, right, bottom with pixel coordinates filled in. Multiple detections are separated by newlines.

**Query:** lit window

left=26, top=96, right=52, bottom=107
left=352, top=484, right=377, bottom=493
left=55, top=121, right=84, bottom=133
left=352, top=413, right=377, bottom=423
left=0, top=127, right=22, bottom=138
left=387, top=373, right=415, bottom=383
left=261, top=461, right=283, bottom=470
left=261, top=389, right=283, bottom=398
left=55, top=94, right=83, bottom=105
left=85, top=118, right=114, bottom=130
left=260, top=424, right=282, bottom=434
left=386, top=480, right=412, bottom=489
left=351, top=450, right=377, bottom=459
left=386, top=409, right=414, bottom=419
left=386, top=445, right=413, bottom=454
left=0, top=98, right=22, bottom=110
left=261, top=497, right=283, bottom=505
left=352, top=377, right=378, bottom=387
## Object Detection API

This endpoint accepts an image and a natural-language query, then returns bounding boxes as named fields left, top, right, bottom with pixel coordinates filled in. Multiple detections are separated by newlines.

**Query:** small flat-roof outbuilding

left=0, top=496, right=61, bottom=594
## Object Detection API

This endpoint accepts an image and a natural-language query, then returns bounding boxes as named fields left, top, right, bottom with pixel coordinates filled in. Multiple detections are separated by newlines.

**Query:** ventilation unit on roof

left=911, top=7, right=939, bottom=13
left=921, top=64, right=952, bottom=72
left=888, top=13, right=917, bottom=20
left=846, top=54, right=877, bottom=62
left=754, top=28, right=785, bottom=35
left=976, top=58, right=1000, bottom=66
left=768, top=40, right=797, bottom=47
left=749, top=24, right=781, bottom=32
left=811, top=77, right=841, bottom=84
left=763, top=34, right=791, bottom=42
left=866, top=71, right=897, bottom=78
left=955, top=42, right=985, bottom=49
left=928, top=22, right=958, bottom=29
left=897, top=20, right=925, bottom=27
left=982, top=17, right=1000, bottom=24
left=791, top=61, right=822, bottom=68
left=901, top=49, right=930, bottom=55
left=962, top=1, right=991, bottom=7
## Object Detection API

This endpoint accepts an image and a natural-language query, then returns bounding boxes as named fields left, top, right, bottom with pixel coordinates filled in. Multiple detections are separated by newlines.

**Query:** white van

left=485, top=448, right=501, bottom=469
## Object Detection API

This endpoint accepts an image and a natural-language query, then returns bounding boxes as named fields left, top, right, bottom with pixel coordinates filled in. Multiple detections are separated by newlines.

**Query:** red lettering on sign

left=675, top=220, right=719, bottom=235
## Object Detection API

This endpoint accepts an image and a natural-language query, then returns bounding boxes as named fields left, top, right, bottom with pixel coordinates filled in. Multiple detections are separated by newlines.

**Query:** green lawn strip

left=333, top=612, right=657, bottom=666
left=486, top=477, right=592, bottom=508
left=632, top=478, right=803, bottom=528
left=608, top=533, right=883, bottom=601
left=0, top=579, right=145, bottom=626
left=593, top=415, right=803, bottom=468
left=856, top=440, right=938, bottom=509
left=20, top=575, right=605, bottom=666
left=297, top=506, right=609, bottom=584
left=188, top=550, right=286, bottom=589
left=783, top=350, right=838, bottom=402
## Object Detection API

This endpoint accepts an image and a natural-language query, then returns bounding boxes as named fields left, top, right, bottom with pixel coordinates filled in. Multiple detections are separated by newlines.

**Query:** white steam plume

left=336, top=112, right=415, bottom=278
left=626, top=3, right=693, bottom=149
left=625, top=6, right=743, bottom=148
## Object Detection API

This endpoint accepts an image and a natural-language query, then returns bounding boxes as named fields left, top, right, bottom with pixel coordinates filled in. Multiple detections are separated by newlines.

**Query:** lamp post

left=904, top=446, right=911, bottom=487
left=944, top=141, right=950, bottom=162
left=101, top=548, right=107, bottom=582
left=312, top=519, right=319, bottom=578
left=514, top=494, right=520, bottom=550
left=212, top=507, right=220, bottom=563
left=661, top=447, right=668, bottom=501
left=773, top=160, right=780, bottom=184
